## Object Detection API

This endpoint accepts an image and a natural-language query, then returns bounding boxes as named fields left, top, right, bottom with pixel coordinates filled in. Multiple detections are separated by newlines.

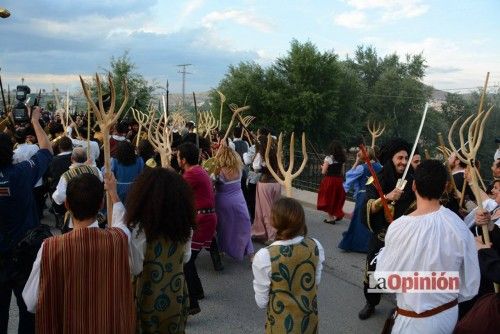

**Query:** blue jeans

left=0, top=257, right=35, bottom=334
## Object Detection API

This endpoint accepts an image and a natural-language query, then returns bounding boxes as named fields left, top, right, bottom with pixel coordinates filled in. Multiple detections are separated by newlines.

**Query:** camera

left=13, top=85, right=31, bottom=123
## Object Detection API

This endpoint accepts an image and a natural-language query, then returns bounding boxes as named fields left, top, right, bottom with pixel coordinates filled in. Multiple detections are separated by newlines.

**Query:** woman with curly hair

left=110, top=140, right=144, bottom=202
left=126, top=168, right=196, bottom=333
left=214, top=145, right=254, bottom=261
left=317, top=140, right=347, bottom=224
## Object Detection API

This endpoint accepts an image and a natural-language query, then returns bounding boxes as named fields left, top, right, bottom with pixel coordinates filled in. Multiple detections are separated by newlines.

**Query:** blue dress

left=110, top=157, right=144, bottom=203
left=338, top=162, right=382, bottom=253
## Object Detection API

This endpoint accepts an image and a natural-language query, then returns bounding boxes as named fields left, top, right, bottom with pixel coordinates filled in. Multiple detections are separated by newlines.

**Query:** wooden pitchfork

left=367, top=120, right=385, bottom=148
left=80, top=73, right=129, bottom=226
left=222, top=103, right=250, bottom=143
left=264, top=132, right=308, bottom=198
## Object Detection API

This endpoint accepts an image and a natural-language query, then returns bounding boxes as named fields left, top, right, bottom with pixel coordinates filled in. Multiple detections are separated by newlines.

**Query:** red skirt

left=317, top=175, right=345, bottom=219
left=192, top=213, right=217, bottom=251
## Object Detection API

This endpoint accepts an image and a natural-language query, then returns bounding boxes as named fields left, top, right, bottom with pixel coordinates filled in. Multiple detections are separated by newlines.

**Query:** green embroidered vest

left=266, top=237, right=319, bottom=334
left=134, top=238, right=190, bottom=334
left=62, top=165, right=100, bottom=182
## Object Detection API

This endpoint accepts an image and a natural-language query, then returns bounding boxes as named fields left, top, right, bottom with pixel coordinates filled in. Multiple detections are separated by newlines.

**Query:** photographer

left=0, top=106, right=52, bottom=334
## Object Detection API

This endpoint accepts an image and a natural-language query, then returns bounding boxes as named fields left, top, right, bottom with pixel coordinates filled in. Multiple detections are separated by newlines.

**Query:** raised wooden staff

left=367, top=120, right=385, bottom=148
left=217, top=90, right=226, bottom=129
left=448, top=107, right=494, bottom=239
left=239, top=115, right=256, bottom=144
left=264, top=132, right=308, bottom=198
left=131, top=107, right=150, bottom=147
left=437, top=132, right=458, bottom=193
left=197, top=111, right=218, bottom=138
left=147, top=112, right=173, bottom=168
left=80, top=74, right=129, bottom=226
left=222, top=103, right=250, bottom=143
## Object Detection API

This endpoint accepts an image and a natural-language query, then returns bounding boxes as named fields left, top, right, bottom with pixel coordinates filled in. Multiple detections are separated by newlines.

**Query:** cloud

left=359, top=37, right=499, bottom=90
left=333, top=10, right=370, bottom=29
left=202, top=10, right=274, bottom=33
left=334, top=0, right=428, bottom=29
left=427, top=66, right=462, bottom=74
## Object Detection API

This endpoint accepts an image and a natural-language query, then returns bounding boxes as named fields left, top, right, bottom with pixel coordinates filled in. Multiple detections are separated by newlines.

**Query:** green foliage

left=82, top=51, right=155, bottom=120
left=212, top=41, right=433, bottom=150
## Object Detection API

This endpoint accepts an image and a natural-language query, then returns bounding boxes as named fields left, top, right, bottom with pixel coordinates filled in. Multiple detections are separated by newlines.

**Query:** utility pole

left=177, top=64, right=192, bottom=108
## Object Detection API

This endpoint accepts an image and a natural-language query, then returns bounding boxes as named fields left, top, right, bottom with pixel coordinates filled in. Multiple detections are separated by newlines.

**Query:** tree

left=81, top=51, right=155, bottom=120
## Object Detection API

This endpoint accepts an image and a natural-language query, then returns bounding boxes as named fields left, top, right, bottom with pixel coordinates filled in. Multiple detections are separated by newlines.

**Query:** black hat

left=378, top=138, right=411, bottom=164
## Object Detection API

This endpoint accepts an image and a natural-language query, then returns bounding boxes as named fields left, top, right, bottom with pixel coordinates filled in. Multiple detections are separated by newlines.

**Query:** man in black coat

left=359, top=138, right=416, bottom=320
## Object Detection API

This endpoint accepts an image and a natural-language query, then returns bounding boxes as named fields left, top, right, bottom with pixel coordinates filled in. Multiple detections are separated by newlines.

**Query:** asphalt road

left=9, top=206, right=395, bottom=333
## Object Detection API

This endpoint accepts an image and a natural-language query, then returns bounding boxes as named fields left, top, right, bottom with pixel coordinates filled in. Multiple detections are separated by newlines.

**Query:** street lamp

left=0, top=7, right=11, bottom=18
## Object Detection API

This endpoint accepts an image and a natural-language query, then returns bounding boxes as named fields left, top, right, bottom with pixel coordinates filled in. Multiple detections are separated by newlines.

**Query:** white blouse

left=252, top=236, right=325, bottom=309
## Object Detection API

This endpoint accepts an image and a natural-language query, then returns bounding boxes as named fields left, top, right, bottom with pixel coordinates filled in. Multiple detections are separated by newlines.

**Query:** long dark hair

left=256, top=135, right=279, bottom=174
left=328, top=140, right=346, bottom=163
left=116, top=140, right=137, bottom=166
left=125, top=168, right=196, bottom=244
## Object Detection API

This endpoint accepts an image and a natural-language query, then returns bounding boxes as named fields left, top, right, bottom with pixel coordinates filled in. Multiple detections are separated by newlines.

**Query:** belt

left=197, top=208, right=215, bottom=215
left=397, top=299, right=458, bottom=318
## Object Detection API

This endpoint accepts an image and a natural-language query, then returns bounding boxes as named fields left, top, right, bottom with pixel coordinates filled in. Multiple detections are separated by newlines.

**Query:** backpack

left=10, top=224, right=54, bottom=282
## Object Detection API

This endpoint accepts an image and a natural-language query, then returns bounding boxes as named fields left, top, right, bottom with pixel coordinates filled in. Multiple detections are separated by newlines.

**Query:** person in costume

left=126, top=168, right=195, bottom=333
left=23, top=173, right=137, bottom=333
left=214, top=145, right=254, bottom=261
left=317, top=140, right=346, bottom=224
left=375, top=160, right=479, bottom=333
left=109, top=140, right=144, bottom=203
left=177, top=142, right=221, bottom=315
left=0, top=107, right=52, bottom=334
left=109, top=122, right=129, bottom=158
left=458, top=179, right=500, bottom=318
left=252, top=197, right=325, bottom=334
left=339, top=147, right=382, bottom=252
left=455, top=181, right=500, bottom=333
left=359, top=138, right=415, bottom=320
left=243, top=128, right=271, bottom=222
left=251, top=135, right=281, bottom=243
left=52, top=147, right=102, bottom=206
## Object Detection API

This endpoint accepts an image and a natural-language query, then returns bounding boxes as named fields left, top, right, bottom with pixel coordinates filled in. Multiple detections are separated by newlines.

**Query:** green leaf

left=154, top=243, right=162, bottom=258
left=279, top=263, right=290, bottom=284
left=167, top=243, right=177, bottom=257
left=301, top=316, right=310, bottom=333
left=301, top=295, right=310, bottom=309
left=271, top=272, right=283, bottom=282
left=285, top=314, right=294, bottom=333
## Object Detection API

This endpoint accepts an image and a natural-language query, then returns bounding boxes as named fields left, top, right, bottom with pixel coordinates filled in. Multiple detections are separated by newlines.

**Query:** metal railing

left=283, top=150, right=356, bottom=194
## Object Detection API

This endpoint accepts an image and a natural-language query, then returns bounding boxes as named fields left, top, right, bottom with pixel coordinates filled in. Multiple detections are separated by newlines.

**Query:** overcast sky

left=1, top=0, right=499, bottom=94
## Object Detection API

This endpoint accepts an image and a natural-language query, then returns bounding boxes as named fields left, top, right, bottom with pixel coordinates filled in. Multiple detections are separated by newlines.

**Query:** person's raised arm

left=30, top=106, right=52, bottom=154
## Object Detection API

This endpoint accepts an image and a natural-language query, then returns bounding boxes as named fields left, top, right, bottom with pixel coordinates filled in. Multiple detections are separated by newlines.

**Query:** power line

left=177, top=64, right=192, bottom=107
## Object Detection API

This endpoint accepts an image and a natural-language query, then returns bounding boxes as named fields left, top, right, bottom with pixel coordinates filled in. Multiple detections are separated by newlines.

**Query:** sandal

left=323, top=219, right=336, bottom=225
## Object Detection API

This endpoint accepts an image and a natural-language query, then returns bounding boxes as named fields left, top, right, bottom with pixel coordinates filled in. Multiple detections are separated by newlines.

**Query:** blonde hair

left=216, top=146, right=243, bottom=175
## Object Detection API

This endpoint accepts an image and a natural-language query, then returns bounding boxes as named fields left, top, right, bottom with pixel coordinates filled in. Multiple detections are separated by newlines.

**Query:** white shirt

left=375, top=206, right=480, bottom=333
left=129, top=228, right=192, bottom=275
left=66, top=127, right=100, bottom=163
left=252, top=152, right=263, bottom=171
left=22, top=202, right=138, bottom=313
left=243, top=145, right=256, bottom=165
left=52, top=164, right=103, bottom=205
left=13, top=143, right=43, bottom=187
left=252, top=236, right=325, bottom=309
left=464, top=198, right=498, bottom=229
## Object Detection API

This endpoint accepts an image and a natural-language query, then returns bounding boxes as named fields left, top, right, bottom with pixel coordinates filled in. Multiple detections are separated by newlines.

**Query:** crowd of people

left=0, top=104, right=499, bottom=333
left=316, top=136, right=500, bottom=333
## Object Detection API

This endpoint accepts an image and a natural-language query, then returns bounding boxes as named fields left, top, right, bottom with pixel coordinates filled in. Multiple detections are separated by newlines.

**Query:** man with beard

left=358, top=138, right=416, bottom=320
